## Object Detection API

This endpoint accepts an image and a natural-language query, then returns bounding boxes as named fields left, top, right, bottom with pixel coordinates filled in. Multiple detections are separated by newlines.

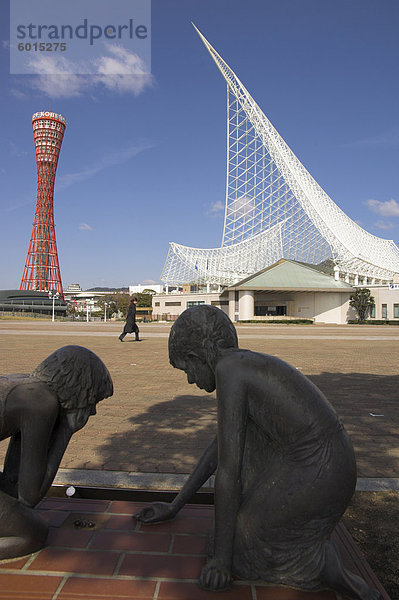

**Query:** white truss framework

left=161, top=27, right=399, bottom=286
left=163, top=223, right=284, bottom=286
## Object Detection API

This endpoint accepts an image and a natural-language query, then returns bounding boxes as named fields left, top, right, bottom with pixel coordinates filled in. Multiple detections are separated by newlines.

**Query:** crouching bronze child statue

left=137, top=306, right=379, bottom=600
left=0, top=345, right=113, bottom=559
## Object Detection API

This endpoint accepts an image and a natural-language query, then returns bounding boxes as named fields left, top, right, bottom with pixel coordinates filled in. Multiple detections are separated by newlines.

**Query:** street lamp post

left=48, top=290, right=60, bottom=322
left=104, top=302, right=108, bottom=323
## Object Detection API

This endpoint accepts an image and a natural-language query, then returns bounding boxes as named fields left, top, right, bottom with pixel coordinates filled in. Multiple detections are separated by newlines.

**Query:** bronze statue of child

left=137, top=305, right=379, bottom=600
left=0, top=345, right=113, bottom=560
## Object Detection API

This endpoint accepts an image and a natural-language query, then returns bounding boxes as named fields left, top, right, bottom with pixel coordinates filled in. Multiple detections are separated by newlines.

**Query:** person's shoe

left=119, top=336, right=124, bottom=342
left=135, top=338, right=141, bottom=342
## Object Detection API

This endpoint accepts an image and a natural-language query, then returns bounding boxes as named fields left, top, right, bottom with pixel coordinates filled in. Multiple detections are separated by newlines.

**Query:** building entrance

left=255, top=305, right=287, bottom=316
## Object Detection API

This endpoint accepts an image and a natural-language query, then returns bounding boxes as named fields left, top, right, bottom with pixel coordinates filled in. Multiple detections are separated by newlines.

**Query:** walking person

left=119, top=297, right=140, bottom=342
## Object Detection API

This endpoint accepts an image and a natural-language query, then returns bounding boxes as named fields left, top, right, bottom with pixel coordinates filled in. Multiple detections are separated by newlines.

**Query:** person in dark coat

left=119, top=297, right=140, bottom=341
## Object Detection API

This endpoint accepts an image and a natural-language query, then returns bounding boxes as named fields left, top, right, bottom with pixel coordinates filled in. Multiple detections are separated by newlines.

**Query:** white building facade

left=153, top=260, right=399, bottom=325
left=129, top=284, right=164, bottom=295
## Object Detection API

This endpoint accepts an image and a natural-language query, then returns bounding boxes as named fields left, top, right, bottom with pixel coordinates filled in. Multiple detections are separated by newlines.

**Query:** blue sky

left=1, top=0, right=398, bottom=290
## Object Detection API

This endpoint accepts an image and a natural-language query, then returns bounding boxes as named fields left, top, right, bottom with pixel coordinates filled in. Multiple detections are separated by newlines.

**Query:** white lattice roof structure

left=161, top=26, right=399, bottom=286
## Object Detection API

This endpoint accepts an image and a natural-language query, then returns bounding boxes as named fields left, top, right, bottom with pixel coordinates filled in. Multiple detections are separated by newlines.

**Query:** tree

left=66, top=302, right=79, bottom=320
left=135, top=291, right=155, bottom=308
left=97, top=295, right=116, bottom=319
left=97, top=293, right=130, bottom=318
left=349, top=288, right=375, bottom=321
left=113, top=293, right=130, bottom=317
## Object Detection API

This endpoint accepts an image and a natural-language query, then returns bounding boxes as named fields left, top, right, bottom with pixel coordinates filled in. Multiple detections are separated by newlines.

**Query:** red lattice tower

left=20, top=111, right=66, bottom=299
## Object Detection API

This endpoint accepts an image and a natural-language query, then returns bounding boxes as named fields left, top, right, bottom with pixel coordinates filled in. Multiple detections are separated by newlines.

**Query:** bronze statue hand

left=135, top=502, right=177, bottom=523
left=199, top=558, right=232, bottom=591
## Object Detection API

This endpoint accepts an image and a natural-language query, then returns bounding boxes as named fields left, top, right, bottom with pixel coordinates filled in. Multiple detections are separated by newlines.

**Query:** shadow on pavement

left=309, top=372, right=398, bottom=477
left=95, top=394, right=217, bottom=473
left=91, top=371, right=398, bottom=477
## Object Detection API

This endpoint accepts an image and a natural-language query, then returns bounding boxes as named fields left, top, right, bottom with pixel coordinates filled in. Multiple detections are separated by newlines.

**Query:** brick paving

left=0, top=497, right=390, bottom=600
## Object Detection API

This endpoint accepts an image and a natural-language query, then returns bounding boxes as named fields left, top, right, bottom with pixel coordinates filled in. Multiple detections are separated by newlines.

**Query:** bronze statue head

left=32, top=345, right=113, bottom=430
left=169, top=305, right=238, bottom=374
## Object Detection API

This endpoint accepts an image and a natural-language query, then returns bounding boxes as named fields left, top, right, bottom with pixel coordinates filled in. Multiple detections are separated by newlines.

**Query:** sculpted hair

left=169, top=305, right=238, bottom=369
left=32, top=345, right=113, bottom=411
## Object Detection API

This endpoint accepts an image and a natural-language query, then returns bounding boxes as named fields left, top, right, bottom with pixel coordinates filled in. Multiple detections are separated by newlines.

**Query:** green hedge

left=238, top=319, right=314, bottom=324
left=347, top=319, right=399, bottom=325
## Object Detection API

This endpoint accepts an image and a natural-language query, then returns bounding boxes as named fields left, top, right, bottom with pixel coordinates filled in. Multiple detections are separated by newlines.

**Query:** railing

left=0, top=310, right=63, bottom=319
left=150, top=313, right=180, bottom=322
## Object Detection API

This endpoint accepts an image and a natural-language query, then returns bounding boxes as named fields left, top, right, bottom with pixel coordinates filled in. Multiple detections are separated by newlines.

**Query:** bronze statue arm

left=1, top=432, right=21, bottom=496
left=13, top=386, right=59, bottom=507
left=39, top=416, right=73, bottom=498
left=171, top=435, right=218, bottom=512
left=136, top=436, right=218, bottom=523
left=200, top=364, right=248, bottom=590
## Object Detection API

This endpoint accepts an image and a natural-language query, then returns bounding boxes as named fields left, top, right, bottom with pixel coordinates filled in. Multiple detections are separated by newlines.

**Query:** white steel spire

left=161, top=26, right=399, bottom=285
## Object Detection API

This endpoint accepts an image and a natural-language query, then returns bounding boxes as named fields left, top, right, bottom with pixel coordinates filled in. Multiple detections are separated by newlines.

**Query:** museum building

left=153, top=259, right=399, bottom=324
left=158, top=31, right=399, bottom=325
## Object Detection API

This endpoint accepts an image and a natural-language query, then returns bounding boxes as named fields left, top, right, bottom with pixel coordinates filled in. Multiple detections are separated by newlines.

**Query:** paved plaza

left=0, top=320, right=396, bottom=600
left=1, top=320, right=398, bottom=482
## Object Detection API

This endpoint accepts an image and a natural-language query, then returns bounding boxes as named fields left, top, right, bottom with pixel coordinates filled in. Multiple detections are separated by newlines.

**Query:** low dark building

left=0, top=290, right=67, bottom=317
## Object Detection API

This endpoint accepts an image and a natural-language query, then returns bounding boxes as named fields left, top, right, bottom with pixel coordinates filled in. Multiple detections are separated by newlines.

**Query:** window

left=235, top=291, right=239, bottom=316
left=370, top=305, right=375, bottom=318
left=165, top=301, right=181, bottom=306
left=211, top=301, right=229, bottom=306
left=382, top=304, right=387, bottom=319
left=187, top=300, right=205, bottom=308
left=155, top=302, right=160, bottom=307
left=394, top=304, right=399, bottom=319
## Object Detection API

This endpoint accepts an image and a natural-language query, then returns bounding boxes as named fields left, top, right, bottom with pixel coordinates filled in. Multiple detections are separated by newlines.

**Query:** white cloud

left=31, top=75, right=86, bottom=98
left=20, top=44, right=154, bottom=99
left=345, top=129, right=399, bottom=148
left=10, top=141, right=28, bottom=157
left=142, top=279, right=158, bottom=285
left=227, top=196, right=256, bottom=223
left=25, top=54, right=88, bottom=97
left=94, top=44, right=154, bottom=96
left=366, top=198, right=399, bottom=217
left=229, top=196, right=254, bottom=214
left=207, top=200, right=225, bottom=215
left=9, top=87, right=28, bottom=100
left=25, top=55, right=90, bottom=98
left=373, top=220, right=396, bottom=231
left=1, top=198, right=34, bottom=213
left=58, top=142, right=153, bottom=190
left=79, top=222, right=93, bottom=231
